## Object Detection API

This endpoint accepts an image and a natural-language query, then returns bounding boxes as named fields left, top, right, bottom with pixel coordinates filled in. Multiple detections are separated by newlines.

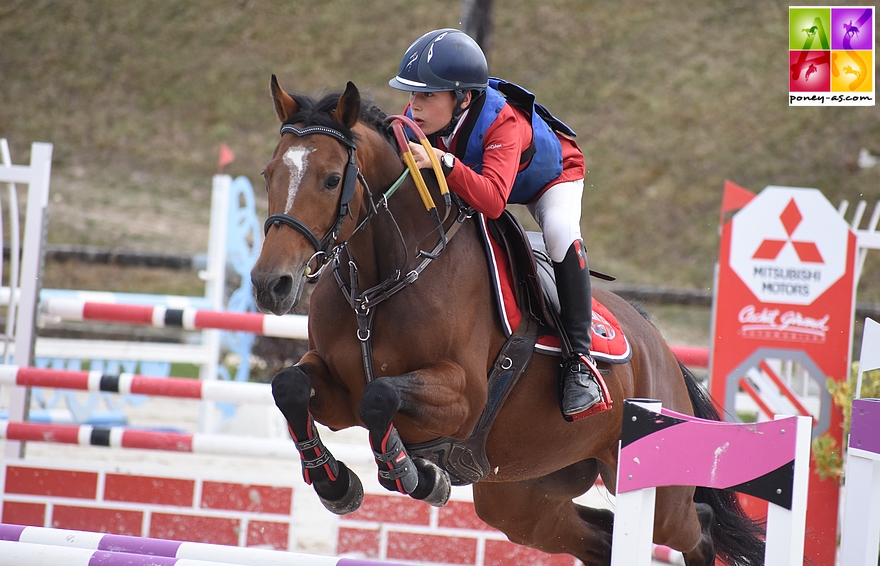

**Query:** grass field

left=2, top=0, right=879, bottom=302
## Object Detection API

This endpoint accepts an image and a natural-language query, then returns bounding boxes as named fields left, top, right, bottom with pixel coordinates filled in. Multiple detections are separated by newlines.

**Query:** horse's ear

left=332, top=81, right=361, bottom=130
left=271, top=74, right=299, bottom=123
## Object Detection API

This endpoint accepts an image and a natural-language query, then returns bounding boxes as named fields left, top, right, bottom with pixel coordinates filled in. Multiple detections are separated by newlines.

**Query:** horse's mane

left=283, top=91, right=395, bottom=147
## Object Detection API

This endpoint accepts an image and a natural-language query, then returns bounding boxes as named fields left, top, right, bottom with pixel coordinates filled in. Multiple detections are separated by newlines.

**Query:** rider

left=389, top=29, right=606, bottom=419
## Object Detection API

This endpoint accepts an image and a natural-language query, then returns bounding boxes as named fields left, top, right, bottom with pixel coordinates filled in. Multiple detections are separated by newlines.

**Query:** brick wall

left=338, top=495, right=575, bottom=565
left=1, top=460, right=579, bottom=565
left=1, top=463, right=294, bottom=550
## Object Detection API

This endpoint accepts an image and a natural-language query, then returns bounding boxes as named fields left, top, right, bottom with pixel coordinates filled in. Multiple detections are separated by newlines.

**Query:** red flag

left=719, top=179, right=756, bottom=229
left=217, top=143, right=235, bottom=173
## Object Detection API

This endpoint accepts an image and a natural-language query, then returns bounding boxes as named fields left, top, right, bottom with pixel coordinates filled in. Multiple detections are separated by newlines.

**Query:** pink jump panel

left=484, top=539, right=575, bottom=566
left=387, top=531, right=477, bottom=564
left=438, top=500, right=493, bottom=531
left=618, top=415, right=797, bottom=493
left=338, top=527, right=380, bottom=558
left=246, top=520, right=289, bottom=550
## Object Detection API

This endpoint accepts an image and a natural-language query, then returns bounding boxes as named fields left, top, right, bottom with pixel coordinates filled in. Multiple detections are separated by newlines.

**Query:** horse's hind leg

left=473, top=460, right=614, bottom=565
left=271, top=357, right=364, bottom=515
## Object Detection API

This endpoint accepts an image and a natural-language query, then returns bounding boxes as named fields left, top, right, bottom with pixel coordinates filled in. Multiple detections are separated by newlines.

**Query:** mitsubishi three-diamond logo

left=729, top=187, right=849, bottom=305
left=751, top=199, right=824, bottom=263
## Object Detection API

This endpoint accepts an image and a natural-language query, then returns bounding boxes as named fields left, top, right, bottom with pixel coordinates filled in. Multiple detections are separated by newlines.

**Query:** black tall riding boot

left=553, top=240, right=604, bottom=417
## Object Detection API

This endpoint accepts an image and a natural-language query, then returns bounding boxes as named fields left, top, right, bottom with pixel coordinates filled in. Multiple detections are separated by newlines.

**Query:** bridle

left=263, top=117, right=473, bottom=385
left=263, top=123, right=367, bottom=279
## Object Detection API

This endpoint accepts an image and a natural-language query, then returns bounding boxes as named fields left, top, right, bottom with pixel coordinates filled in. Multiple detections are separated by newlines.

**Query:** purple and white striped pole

left=0, top=523, right=406, bottom=565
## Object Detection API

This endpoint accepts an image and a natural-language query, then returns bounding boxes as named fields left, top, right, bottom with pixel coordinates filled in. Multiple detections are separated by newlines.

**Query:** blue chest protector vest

left=406, top=79, right=577, bottom=204
left=460, top=78, right=577, bottom=204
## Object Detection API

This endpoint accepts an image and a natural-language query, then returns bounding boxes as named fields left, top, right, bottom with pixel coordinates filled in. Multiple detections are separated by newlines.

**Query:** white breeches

left=526, top=179, right=584, bottom=263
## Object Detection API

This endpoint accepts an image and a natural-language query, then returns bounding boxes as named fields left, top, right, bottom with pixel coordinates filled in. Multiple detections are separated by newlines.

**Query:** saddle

left=408, top=210, right=630, bottom=486
left=480, top=211, right=631, bottom=362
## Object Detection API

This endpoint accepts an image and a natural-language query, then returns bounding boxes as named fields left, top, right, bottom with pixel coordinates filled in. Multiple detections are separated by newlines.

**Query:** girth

left=407, top=313, right=539, bottom=486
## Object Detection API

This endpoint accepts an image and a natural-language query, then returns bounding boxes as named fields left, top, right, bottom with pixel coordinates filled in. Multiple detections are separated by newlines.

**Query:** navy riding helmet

left=389, top=29, right=489, bottom=93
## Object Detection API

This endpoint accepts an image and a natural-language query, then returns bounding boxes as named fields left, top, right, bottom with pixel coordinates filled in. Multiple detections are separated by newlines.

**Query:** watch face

left=443, top=153, right=454, bottom=168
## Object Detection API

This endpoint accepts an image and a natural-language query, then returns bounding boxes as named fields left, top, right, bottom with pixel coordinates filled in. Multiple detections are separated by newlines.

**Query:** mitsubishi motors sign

left=729, top=187, right=850, bottom=307
left=710, top=183, right=857, bottom=566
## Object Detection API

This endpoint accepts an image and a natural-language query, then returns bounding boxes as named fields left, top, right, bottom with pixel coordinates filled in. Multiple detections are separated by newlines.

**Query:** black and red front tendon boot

left=289, top=419, right=338, bottom=485
left=289, top=417, right=364, bottom=515
left=371, top=424, right=419, bottom=494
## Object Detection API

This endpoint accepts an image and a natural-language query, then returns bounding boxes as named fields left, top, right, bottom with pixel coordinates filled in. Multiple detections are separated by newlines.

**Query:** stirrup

left=561, top=354, right=613, bottom=422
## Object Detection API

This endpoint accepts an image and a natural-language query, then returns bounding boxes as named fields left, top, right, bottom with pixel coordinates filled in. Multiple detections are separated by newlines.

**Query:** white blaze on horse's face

left=282, top=145, right=314, bottom=213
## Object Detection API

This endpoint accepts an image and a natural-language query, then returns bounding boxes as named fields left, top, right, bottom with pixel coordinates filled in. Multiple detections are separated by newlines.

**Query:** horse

left=844, top=65, right=861, bottom=79
left=805, top=63, right=818, bottom=81
left=250, top=75, right=766, bottom=566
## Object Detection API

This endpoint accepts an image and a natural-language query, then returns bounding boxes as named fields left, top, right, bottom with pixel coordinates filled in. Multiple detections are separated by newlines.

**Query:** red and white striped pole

left=0, top=365, right=272, bottom=405
left=0, top=420, right=372, bottom=463
left=42, top=298, right=308, bottom=339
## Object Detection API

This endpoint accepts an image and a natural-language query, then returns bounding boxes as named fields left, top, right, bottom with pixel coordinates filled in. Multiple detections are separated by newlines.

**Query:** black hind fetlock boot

left=553, top=239, right=611, bottom=421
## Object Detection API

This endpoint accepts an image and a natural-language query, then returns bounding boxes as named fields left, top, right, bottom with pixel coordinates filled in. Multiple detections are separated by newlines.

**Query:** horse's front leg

left=271, top=353, right=364, bottom=515
left=358, top=361, right=468, bottom=507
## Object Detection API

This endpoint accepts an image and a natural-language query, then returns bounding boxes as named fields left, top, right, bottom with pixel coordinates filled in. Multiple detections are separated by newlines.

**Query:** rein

left=387, top=115, right=454, bottom=260
left=335, top=201, right=472, bottom=384
left=332, top=116, right=473, bottom=384
left=266, top=116, right=472, bottom=385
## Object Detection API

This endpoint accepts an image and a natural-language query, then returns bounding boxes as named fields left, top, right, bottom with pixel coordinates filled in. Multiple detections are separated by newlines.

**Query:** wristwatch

left=441, top=152, right=455, bottom=176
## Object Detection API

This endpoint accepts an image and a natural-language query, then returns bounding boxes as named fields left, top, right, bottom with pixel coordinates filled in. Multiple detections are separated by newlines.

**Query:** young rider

left=389, top=29, right=606, bottom=419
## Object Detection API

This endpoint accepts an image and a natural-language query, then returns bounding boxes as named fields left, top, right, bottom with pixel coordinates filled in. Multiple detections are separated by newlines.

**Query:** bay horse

left=250, top=76, right=765, bottom=566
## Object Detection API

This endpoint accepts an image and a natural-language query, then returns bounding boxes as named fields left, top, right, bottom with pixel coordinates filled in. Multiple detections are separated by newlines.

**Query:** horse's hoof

left=414, top=458, right=452, bottom=508
left=318, top=461, right=364, bottom=515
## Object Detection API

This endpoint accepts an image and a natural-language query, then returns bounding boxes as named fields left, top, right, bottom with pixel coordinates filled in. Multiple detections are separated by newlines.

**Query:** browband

left=280, top=123, right=356, bottom=149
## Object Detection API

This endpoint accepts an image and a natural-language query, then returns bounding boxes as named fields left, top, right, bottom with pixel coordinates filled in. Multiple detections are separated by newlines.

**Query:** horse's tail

left=681, top=361, right=767, bottom=566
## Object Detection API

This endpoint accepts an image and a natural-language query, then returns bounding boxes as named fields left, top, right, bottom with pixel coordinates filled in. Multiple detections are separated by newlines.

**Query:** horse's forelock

left=282, top=91, right=392, bottom=147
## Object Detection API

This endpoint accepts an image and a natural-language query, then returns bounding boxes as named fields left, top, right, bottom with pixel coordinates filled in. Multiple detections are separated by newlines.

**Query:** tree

left=460, top=0, right=494, bottom=59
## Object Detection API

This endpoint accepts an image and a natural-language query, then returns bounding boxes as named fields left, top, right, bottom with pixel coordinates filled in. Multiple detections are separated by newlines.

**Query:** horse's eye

left=261, top=172, right=268, bottom=192
left=325, top=174, right=342, bottom=190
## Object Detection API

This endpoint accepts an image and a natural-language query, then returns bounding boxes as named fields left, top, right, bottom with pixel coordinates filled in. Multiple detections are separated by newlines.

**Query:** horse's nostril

left=272, top=274, right=293, bottom=300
